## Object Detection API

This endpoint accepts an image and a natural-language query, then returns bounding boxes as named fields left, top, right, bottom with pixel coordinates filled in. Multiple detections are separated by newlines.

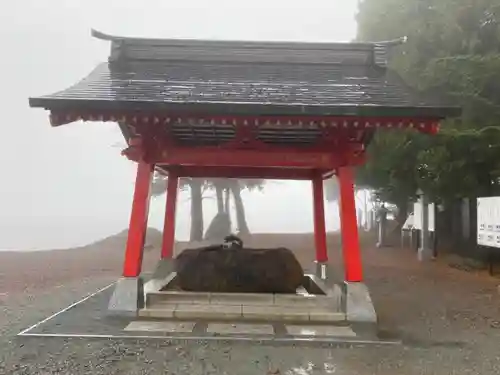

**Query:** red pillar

left=312, top=175, right=328, bottom=262
left=338, top=167, right=363, bottom=282
left=123, top=161, right=154, bottom=278
left=161, top=169, right=179, bottom=258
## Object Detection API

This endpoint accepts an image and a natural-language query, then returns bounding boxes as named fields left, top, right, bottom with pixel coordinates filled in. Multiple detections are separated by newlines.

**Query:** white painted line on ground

left=17, top=331, right=401, bottom=345
left=17, top=282, right=116, bottom=336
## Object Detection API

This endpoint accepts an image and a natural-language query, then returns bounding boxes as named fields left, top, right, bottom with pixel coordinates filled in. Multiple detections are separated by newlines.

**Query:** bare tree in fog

left=151, top=174, right=264, bottom=240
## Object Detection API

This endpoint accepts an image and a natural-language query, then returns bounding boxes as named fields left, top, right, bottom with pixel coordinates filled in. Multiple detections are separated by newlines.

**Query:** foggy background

left=0, top=0, right=359, bottom=250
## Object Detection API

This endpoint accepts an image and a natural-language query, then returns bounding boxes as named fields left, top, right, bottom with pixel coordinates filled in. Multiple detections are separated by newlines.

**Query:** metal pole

left=418, top=193, right=432, bottom=261
left=363, top=190, right=368, bottom=231
left=376, top=203, right=387, bottom=248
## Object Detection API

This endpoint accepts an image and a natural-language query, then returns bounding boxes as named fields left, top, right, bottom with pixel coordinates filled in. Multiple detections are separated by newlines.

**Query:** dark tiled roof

left=29, top=30, right=459, bottom=118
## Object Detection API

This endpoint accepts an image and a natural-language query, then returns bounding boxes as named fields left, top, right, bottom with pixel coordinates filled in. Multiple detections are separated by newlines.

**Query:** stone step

left=139, top=303, right=346, bottom=323
left=145, top=288, right=342, bottom=310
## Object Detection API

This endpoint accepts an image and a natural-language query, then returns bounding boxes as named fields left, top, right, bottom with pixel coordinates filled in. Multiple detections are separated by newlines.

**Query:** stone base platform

left=105, top=259, right=379, bottom=339
left=18, top=282, right=396, bottom=345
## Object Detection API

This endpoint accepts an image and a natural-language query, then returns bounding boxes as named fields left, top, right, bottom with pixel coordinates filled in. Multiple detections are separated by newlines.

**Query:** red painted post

left=161, top=169, right=179, bottom=258
left=338, top=167, right=363, bottom=282
left=123, top=161, right=154, bottom=278
left=312, top=175, right=328, bottom=262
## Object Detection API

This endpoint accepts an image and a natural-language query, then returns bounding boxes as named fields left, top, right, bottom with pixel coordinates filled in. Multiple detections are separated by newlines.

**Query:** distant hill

left=86, top=227, right=163, bottom=252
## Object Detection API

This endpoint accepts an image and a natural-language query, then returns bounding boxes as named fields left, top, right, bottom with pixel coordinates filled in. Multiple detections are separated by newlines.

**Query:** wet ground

left=17, top=282, right=367, bottom=344
left=1, top=232, right=500, bottom=374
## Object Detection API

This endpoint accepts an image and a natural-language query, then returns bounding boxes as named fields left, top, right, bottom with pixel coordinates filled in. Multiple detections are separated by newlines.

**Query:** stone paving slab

left=206, top=323, right=274, bottom=335
left=124, top=320, right=357, bottom=338
left=286, top=325, right=357, bottom=337
left=124, top=321, right=196, bottom=333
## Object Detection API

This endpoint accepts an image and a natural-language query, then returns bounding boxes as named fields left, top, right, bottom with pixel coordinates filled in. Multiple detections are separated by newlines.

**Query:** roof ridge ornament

left=370, top=37, right=407, bottom=67
left=91, top=29, right=123, bottom=41
left=373, top=36, right=408, bottom=46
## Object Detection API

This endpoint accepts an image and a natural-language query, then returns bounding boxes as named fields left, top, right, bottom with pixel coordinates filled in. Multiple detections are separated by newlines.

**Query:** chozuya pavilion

left=29, top=30, right=458, bottom=331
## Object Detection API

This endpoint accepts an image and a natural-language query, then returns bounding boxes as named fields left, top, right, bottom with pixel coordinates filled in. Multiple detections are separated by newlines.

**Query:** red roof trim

left=48, top=110, right=440, bottom=134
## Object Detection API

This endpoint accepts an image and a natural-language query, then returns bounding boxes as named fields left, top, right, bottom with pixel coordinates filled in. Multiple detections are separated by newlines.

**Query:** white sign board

left=429, top=203, right=435, bottom=233
left=413, top=200, right=435, bottom=232
left=477, top=197, right=500, bottom=248
left=402, top=213, right=414, bottom=230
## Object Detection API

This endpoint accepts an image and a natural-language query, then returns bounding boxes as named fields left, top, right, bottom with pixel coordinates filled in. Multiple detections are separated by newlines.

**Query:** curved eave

left=28, top=96, right=460, bottom=120
left=28, top=105, right=443, bottom=139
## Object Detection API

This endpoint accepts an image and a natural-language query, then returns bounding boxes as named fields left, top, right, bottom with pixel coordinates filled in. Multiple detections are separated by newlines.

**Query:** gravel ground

left=1, top=231, right=500, bottom=374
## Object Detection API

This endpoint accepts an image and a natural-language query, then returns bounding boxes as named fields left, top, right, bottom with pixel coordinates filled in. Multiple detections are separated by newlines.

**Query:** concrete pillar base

left=152, top=258, right=175, bottom=280
left=344, top=282, right=378, bottom=338
left=107, top=277, right=144, bottom=317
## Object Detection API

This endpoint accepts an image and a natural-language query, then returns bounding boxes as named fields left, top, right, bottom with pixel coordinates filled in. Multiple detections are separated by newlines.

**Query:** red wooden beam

left=123, top=141, right=366, bottom=170
left=168, top=166, right=319, bottom=180
left=154, top=147, right=340, bottom=169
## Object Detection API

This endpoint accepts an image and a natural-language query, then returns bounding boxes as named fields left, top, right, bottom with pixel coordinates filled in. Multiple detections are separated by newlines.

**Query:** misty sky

left=0, top=0, right=359, bottom=250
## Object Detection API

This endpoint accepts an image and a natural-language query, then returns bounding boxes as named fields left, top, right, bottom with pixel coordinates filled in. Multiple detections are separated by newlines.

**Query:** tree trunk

left=215, top=185, right=224, bottom=214
left=189, top=179, right=204, bottom=241
left=390, top=199, right=408, bottom=235
left=224, top=187, right=232, bottom=228
left=224, top=187, right=230, bottom=213
left=230, top=181, right=250, bottom=235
